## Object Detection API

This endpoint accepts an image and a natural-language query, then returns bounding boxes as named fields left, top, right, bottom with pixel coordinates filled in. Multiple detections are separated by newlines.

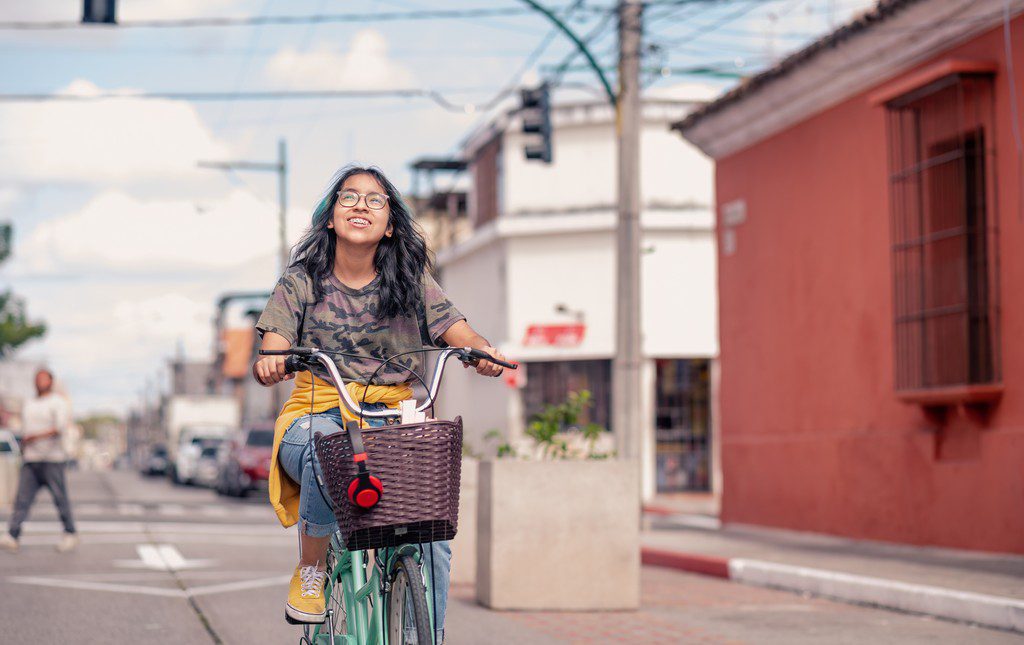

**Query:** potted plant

left=475, top=390, right=640, bottom=610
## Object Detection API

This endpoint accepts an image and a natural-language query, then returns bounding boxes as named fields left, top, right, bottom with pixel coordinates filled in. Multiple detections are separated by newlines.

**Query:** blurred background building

left=433, top=96, right=720, bottom=503
left=675, top=0, right=1023, bottom=552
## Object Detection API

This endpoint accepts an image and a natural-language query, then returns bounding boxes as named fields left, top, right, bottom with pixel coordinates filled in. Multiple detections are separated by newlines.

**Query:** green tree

left=0, top=290, right=46, bottom=357
left=0, top=223, right=46, bottom=356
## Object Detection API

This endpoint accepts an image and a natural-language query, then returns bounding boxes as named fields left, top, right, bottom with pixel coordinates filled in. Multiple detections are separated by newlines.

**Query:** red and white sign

left=522, top=323, right=586, bottom=348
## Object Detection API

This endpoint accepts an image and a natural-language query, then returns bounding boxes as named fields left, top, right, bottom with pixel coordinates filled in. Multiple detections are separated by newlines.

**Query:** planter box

left=476, top=459, right=640, bottom=610
left=450, top=457, right=477, bottom=585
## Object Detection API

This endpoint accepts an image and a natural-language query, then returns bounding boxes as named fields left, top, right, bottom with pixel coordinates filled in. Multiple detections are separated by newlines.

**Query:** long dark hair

left=290, top=165, right=433, bottom=319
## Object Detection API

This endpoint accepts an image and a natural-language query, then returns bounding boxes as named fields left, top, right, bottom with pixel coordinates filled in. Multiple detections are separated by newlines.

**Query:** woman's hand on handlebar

left=467, top=345, right=509, bottom=378
left=254, top=355, right=295, bottom=386
left=253, top=331, right=296, bottom=386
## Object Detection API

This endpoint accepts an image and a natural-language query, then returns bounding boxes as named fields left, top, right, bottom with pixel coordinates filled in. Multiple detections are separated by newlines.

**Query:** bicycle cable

left=360, top=346, right=469, bottom=421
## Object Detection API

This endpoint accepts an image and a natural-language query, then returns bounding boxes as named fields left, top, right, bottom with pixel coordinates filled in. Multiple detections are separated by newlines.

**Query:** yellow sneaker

left=285, top=565, right=327, bottom=624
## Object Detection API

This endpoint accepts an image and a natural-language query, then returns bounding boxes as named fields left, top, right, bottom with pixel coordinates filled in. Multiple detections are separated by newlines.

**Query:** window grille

left=885, top=72, right=1000, bottom=392
left=655, top=359, right=711, bottom=493
left=521, top=360, right=611, bottom=430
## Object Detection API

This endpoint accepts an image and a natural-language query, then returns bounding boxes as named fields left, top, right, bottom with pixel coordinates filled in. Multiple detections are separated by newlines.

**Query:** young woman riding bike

left=252, top=165, right=508, bottom=643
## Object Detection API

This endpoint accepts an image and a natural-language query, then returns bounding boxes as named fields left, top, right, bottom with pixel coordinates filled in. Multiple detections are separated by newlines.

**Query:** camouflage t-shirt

left=256, top=267, right=466, bottom=385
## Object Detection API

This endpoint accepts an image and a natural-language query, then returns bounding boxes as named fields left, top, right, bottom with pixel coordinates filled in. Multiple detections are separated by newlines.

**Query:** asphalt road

left=0, top=469, right=1017, bottom=644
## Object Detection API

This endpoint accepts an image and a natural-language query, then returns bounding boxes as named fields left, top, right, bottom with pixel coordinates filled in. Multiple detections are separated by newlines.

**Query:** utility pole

left=199, top=138, right=290, bottom=273
left=613, top=0, right=643, bottom=460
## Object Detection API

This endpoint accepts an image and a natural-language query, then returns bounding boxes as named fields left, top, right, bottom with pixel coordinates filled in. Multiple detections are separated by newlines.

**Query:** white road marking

left=8, top=576, right=186, bottom=598
left=115, top=544, right=216, bottom=571
left=19, top=520, right=286, bottom=535
left=159, top=504, right=186, bottom=516
left=8, top=574, right=291, bottom=599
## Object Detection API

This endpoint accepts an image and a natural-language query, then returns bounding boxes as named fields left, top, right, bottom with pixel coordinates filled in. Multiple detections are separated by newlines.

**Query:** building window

left=884, top=72, right=1000, bottom=393
left=655, top=359, right=711, bottom=493
left=521, top=360, right=610, bottom=430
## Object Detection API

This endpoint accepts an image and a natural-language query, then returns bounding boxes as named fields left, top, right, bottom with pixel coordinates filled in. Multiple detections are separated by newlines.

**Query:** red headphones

left=345, top=421, right=383, bottom=509
left=347, top=453, right=383, bottom=509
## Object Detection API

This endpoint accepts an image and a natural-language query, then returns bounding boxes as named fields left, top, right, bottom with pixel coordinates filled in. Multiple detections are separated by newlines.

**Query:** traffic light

left=82, top=0, right=116, bottom=24
left=520, top=83, right=552, bottom=164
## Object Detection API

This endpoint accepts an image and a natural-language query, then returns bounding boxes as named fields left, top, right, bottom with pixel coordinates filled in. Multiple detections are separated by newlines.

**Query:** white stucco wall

left=642, top=219, right=719, bottom=358
left=500, top=102, right=713, bottom=216
left=437, top=96, right=719, bottom=499
left=435, top=239, right=512, bottom=454
left=505, top=228, right=615, bottom=360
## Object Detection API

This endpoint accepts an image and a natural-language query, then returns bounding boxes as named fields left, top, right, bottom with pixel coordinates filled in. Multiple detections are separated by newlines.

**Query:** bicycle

left=261, top=345, right=516, bottom=645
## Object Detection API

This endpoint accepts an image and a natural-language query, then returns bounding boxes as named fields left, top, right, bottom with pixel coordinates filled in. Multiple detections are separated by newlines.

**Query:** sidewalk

left=641, top=511, right=1024, bottom=634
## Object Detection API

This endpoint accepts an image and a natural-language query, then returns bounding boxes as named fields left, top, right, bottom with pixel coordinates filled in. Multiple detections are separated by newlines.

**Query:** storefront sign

left=523, top=323, right=585, bottom=347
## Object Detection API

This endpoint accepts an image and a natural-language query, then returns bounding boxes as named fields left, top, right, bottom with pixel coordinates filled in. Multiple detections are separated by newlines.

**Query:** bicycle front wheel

left=386, top=554, right=432, bottom=645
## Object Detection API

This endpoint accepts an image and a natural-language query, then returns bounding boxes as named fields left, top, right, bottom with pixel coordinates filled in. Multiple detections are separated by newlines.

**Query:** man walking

left=0, top=368, right=78, bottom=553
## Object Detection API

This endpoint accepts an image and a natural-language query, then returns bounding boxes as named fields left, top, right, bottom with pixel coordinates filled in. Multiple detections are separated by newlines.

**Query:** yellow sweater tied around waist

left=268, top=370, right=412, bottom=528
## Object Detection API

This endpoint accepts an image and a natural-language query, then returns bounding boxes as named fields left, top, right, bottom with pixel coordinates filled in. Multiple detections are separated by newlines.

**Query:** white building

left=433, top=97, right=720, bottom=503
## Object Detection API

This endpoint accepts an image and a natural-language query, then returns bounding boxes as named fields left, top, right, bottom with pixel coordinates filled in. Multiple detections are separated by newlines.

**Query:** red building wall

left=715, top=17, right=1024, bottom=553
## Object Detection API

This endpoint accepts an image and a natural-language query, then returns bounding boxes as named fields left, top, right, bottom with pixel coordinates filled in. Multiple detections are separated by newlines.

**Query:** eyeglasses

left=337, top=189, right=389, bottom=210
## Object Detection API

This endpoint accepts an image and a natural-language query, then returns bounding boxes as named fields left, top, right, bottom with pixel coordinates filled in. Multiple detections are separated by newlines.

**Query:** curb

left=640, top=547, right=730, bottom=579
left=641, top=547, right=1024, bottom=634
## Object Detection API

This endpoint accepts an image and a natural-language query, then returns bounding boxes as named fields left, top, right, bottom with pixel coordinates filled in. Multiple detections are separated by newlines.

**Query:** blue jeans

left=278, top=406, right=451, bottom=643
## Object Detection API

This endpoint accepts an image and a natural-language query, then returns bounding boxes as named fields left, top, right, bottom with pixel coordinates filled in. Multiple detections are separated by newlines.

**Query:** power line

left=0, top=5, right=608, bottom=31
left=547, top=7, right=618, bottom=87
left=656, top=0, right=764, bottom=47
left=469, top=0, right=589, bottom=116
left=0, top=88, right=494, bottom=112
left=217, top=0, right=276, bottom=134
left=549, top=62, right=747, bottom=78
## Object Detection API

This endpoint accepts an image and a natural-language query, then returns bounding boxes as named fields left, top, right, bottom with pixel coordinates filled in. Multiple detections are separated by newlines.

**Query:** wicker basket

left=314, top=416, right=463, bottom=551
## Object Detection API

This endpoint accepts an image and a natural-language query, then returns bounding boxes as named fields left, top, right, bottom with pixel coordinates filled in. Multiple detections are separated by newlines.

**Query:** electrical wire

left=0, top=87, right=501, bottom=112
left=0, top=5, right=608, bottom=30
left=656, top=0, right=764, bottom=47
left=216, top=0, right=276, bottom=134
left=445, top=0, right=589, bottom=148
left=548, top=7, right=618, bottom=87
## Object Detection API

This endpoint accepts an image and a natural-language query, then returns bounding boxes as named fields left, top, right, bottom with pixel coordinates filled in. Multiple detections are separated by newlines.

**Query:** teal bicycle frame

left=266, top=344, right=516, bottom=645
left=309, top=535, right=436, bottom=645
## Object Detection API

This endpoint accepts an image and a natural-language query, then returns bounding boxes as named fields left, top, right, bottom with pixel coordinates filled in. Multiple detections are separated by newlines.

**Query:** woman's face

left=328, top=173, right=393, bottom=247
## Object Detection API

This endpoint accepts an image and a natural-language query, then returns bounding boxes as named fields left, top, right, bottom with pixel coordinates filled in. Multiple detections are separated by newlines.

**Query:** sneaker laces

left=299, top=565, right=326, bottom=598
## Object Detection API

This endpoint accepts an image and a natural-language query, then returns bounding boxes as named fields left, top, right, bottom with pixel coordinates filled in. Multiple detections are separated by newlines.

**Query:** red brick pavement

left=450, top=568, right=748, bottom=644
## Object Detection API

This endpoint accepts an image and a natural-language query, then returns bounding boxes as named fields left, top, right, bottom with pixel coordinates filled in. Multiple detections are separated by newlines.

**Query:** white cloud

left=265, top=29, right=414, bottom=89
left=0, top=80, right=229, bottom=184
left=11, top=188, right=313, bottom=275
left=0, top=188, right=18, bottom=212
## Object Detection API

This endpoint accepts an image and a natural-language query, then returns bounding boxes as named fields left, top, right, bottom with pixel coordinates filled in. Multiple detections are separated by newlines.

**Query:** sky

left=0, top=0, right=877, bottom=415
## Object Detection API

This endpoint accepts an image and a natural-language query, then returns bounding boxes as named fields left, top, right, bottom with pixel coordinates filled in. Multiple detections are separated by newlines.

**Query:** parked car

left=172, top=430, right=228, bottom=486
left=195, top=444, right=222, bottom=488
left=0, top=429, right=21, bottom=458
left=0, top=429, right=21, bottom=507
left=140, top=445, right=169, bottom=476
left=216, top=425, right=274, bottom=497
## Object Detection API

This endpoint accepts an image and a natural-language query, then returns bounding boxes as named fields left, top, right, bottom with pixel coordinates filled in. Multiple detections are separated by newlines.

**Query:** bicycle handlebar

left=258, top=346, right=517, bottom=419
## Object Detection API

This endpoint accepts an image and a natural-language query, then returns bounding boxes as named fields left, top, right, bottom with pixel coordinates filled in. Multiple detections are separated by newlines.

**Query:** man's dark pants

left=8, top=462, right=76, bottom=539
